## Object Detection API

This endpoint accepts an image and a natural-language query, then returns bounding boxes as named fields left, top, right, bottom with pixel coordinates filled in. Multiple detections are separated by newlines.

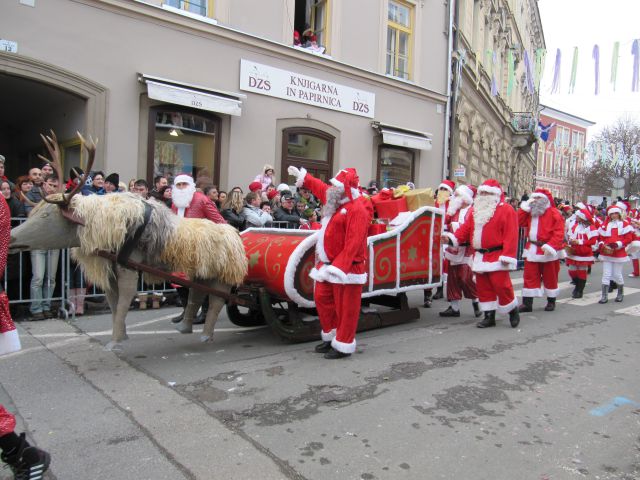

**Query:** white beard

left=172, top=185, right=196, bottom=208
left=322, top=186, right=345, bottom=218
left=446, top=195, right=465, bottom=216
left=473, top=194, right=499, bottom=226
left=530, top=197, right=550, bottom=217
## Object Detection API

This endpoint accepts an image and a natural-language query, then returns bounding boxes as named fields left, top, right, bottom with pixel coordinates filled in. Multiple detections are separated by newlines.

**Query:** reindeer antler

left=38, top=130, right=64, bottom=194
left=63, top=132, right=97, bottom=202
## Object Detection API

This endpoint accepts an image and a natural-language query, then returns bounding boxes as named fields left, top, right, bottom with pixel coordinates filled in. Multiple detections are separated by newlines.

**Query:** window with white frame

left=164, top=0, right=213, bottom=17
left=386, top=0, right=413, bottom=80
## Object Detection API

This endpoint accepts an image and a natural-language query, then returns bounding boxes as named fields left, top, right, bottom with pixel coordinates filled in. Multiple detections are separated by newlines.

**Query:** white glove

left=288, top=166, right=301, bottom=177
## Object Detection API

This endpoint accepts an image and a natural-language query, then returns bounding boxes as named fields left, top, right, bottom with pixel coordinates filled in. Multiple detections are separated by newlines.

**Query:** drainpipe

left=442, top=0, right=456, bottom=181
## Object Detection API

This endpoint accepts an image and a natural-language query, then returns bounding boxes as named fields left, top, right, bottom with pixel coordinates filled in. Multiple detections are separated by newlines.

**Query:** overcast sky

left=537, top=0, right=640, bottom=136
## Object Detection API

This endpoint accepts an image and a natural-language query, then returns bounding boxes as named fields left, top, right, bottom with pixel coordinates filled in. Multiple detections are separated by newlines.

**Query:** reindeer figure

left=9, top=132, right=248, bottom=351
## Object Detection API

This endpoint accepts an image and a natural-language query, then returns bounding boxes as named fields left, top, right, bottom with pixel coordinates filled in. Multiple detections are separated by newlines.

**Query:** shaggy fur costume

left=69, top=193, right=247, bottom=290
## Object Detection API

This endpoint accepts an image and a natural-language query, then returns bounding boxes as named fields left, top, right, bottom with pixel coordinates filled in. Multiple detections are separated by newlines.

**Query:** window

left=378, top=146, right=415, bottom=188
left=163, top=0, right=213, bottom=18
left=293, top=0, right=329, bottom=54
left=386, top=0, right=413, bottom=80
left=282, top=128, right=334, bottom=184
left=148, top=107, right=220, bottom=186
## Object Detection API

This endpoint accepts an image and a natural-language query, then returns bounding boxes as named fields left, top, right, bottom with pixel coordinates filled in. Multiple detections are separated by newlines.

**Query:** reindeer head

left=9, top=131, right=97, bottom=253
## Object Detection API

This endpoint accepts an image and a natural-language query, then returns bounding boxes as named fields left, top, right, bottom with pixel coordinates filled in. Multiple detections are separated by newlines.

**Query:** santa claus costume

left=565, top=208, right=599, bottom=298
left=628, top=213, right=640, bottom=278
left=597, top=204, right=634, bottom=303
left=288, top=166, right=373, bottom=359
left=439, top=184, right=481, bottom=318
left=517, top=188, right=566, bottom=312
left=445, top=179, right=520, bottom=328
left=425, top=179, right=455, bottom=306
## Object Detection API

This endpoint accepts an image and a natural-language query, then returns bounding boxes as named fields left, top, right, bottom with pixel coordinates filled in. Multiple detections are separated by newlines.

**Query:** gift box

left=370, top=188, right=394, bottom=207
left=403, top=188, right=435, bottom=211
left=368, top=223, right=387, bottom=236
left=375, top=197, right=408, bottom=220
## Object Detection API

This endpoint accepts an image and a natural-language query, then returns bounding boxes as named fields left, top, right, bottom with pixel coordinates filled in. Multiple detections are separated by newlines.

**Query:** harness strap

left=117, top=203, right=153, bottom=266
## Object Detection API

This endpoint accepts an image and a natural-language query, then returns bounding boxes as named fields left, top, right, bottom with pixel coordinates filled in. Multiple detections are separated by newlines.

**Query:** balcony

left=511, top=112, right=537, bottom=153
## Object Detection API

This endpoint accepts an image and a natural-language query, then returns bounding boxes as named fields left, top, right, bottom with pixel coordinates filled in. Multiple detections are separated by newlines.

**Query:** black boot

left=519, top=297, right=533, bottom=312
left=422, top=289, right=432, bottom=308
left=615, top=284, right=624, bottom=302
left=439, top=306, right=460, bottom=317
left=608, top=280, right=617, bottom=293
left=433, top=285, right=444, bottom=300
left=324, top=347, right=351, bottom=359
left=509, top=307, right=520, bottom=328
left=544, top=297, right=556, bottom=312
left=170, top=310, right=185, bottom=324
left=570, top=278, right=576, bottom=285
left=598, top=285, right=608, bottom=304
left=472, top=301, right=482, bottom=318
left=314, top=341, right=332, bottom=353
left=572, top=278, right=585, bottom=299
left=476, top=310, right=496, bottom=328
left=571, top=279, right=579, bottom=297
left=0, top=432, right=50, bottom=479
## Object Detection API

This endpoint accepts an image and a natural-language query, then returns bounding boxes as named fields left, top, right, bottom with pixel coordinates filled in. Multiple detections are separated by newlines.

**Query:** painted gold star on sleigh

left=408, top=246, right=418, bottom=261
left=248, top=252, right=260, bottom=268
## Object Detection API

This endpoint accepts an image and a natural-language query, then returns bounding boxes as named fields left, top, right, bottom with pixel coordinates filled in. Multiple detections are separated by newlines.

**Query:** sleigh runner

left=228, top=206, right=444, bottom=341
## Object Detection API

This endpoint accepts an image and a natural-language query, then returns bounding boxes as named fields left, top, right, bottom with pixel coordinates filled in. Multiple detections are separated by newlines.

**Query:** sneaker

left=29, top=312, right=46, bottom=322
left=13, top=446, right=51, bottom=480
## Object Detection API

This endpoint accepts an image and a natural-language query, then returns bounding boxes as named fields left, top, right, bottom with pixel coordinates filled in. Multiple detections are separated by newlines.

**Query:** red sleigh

left=226, top=206, right=444, bottom=342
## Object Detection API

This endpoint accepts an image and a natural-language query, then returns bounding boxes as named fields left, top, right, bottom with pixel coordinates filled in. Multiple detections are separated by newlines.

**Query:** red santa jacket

left=598, top=218, right=633, bottom=262
left=566, top=223, right=598, bottom=262
left=447, top=202, right=518, bottom=272
left=444, top=205, right=473, bottom=266
left=518, top=203, right=566, bottom=262
left=171, top=191, right=226, bottom=224
left=302, top=173, right=373, bottom=284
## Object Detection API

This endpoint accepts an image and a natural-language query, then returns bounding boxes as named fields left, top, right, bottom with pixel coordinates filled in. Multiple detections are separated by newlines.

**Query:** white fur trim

left=567, top=254, right=595, bottom=262
left=477, top=185, right=502, bottom=196
left=0, top=329, right=21, bottom=356
left=497, top=297, right=519, bottom=314
left=321, top=328, right=336, bottom=341
left=608, top=206, right=622, bottom=216
left=332, top=337, right=356, bottom=354
left=340, top=208, right=347, bottom=214
left=294, top=167, right=308, bottom=188
left=520, top=201, right=531, bottom=212
left=541, top=244, right=557, bottom=256
left=472, top=253, right=516, bottom=272
left=438, top=182, right=454, bottom=193
left=599, top=255, right=630, bottom=263
left=283, top=231, right=318, bottom=308
left=576, top=202, right=586, bottom=210
left=472, top=222, right=483, bottom=250
left=616, top=241, right=623, bottom=249
left=530, top=216, right=539, bottom=242
left=478, top=300, right=498, bottom=312
left=324, top=265, right=367, bottom=285
left=316, top=214, right=332, bottom=263
left=544, top=287, right=560, bottom=298
left=455, top=186, right=474, bottom=204
left=173, top=174, right=194, bottom=186
left=575, top=211, right=587, bottom=222
left=522, top=288, right=543, bottom=297
left=499, top=255, right=518, bottom=266
left=626, top=240, right=640, bottom=254
left=443, top=231, right=458, bottom=247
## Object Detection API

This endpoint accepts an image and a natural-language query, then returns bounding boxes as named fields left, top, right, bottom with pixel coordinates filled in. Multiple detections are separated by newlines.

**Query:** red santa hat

left=477, top=178, right=503, bottom=197
left=330, top=168, right=361, bottom=201
left=173, top=174, right=195, bottom=186
left=249, top=181, right=263, bottom=193
left=530, top=187, right=554, bottom=207
left=575, top=208, right=594, bottom=224
left=455, top=184, right=475, bottom=204
left=267, top=189, right=279, bottom=200
left=616, top=200, right=630, bottom=212
left=575, top=202, right=586, bottom=210
left=607, top=204, right=623, bottom=216
left=561, top=205, right=573, bottom=213
left=438, top=179, right=455, bottom=193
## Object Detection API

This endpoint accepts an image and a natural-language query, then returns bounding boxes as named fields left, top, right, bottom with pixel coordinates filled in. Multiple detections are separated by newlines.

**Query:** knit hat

left=267, top=189, right=279, bottom=200
left=173, top=174, right=195, bottom=186
left=330, top=168, right=361, bottom=201
left=276, top=183, right=290, bottom=192
left=69, top=166, right=84, bottom=180
left=263, top=164, right=275, bottom=174
left=477, top=179, right=503, bottom=196
left=105, top=172, right=120, bottom=187
left=438, top=179, right=455, bottom=193
left=249, top=181, right=262, bottom=192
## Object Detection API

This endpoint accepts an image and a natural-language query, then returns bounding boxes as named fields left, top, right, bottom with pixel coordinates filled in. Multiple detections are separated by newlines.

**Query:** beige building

left=0, top=0, right=451, bottom=193
left=449, top=0, right=545, bottom=197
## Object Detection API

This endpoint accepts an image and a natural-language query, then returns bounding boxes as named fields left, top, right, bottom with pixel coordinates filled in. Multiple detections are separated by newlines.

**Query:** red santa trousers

left=0, top=405, right=16, bottom=437
left=522, top=260, right=560, bottom=298
left=446, top=264, right=477, bottom=301
left=475, top=271, right=517, bottom=314
left=314, top=281, right=362, bottom=354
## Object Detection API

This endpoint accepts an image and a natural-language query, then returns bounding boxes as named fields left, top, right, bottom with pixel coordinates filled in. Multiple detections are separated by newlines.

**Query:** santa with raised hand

left=517, top=188, right=566, bottom=313
left=288, top=165, right=373, bottom=359
left=439, top=184, right=482, bottom=319
left=566, top=207, right=599, bottom=298
left=443, top=179, right=520, bottom=329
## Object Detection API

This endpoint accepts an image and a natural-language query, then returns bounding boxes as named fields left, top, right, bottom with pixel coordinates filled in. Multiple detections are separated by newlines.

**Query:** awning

left=371, top=122, right=432, bottom=151
left=139, top=74, right=244, bottom=116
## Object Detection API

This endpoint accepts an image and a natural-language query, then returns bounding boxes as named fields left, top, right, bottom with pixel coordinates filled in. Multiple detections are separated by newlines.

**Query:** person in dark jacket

left=273, top=193, right=304, bottom=228
left=221, top=190, right=246, bottom=230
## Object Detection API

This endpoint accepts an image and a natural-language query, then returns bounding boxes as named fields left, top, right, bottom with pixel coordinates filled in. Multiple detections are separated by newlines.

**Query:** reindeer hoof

left=200, top=335, right=214, bottom=343
left=175, top=322, right=193, bottom=334
left=104, top=341, right=124, bottom=352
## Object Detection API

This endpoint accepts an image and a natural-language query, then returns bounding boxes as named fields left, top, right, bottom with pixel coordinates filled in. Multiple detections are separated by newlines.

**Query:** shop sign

left=240, top=59, right=375, bottom=118
left=0, top=40, right=18, bottom=53
left=453, top=166, right=466, bottom=177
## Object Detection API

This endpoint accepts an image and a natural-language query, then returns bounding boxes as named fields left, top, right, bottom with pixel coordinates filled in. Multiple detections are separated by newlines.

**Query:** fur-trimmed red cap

left=530, top=187, right=554, bottom=207
left=330, top=168, right=361, bottom=201
left=455, top=184, right=475, bottom=203
left=607, top=204, right=623, bottom=216
left=439, top=179, right=455, bottom=193
left=575, top=208, right=594, bottom=224
left=477, top=178, right=503, bottom=196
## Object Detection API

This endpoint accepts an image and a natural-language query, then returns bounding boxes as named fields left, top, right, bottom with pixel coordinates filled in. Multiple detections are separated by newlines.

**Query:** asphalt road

left=1, top=262, right=639, bottom=480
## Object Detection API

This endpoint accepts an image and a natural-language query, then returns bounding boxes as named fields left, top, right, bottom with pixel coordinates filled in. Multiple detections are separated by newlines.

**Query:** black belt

left=459, top=242, right=470, bottom=247
left=476, top=246, right=502, bottom=254
left=117, top=202, right=153, bottom=266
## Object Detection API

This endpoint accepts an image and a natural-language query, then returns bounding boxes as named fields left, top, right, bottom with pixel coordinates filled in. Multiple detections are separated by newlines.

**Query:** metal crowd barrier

left=516, top=226, right=527, bottom=269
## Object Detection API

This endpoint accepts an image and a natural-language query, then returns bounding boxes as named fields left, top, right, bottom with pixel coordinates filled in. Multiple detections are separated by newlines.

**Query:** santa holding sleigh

left=517, top=188, right=566, bottom=313
left=288, top=165, right=373, bottom=359
left=443, top=179, right=520, bottom=328
left=565, top=207, right=599, bottom=298
left=439, top=184, right=482, bottom=318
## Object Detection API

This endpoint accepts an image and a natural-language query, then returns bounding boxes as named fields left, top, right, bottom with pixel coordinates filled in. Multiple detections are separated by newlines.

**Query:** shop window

left=378, top=146, right=414, bottom=188
left=386, top=0, right=413, bottom=80
left=282, top=127, right=334, bottom=184
left=293, top=0, right=329, bottom=55
left=163, top=0, right=213, bottom=18
left=148, top=107, right=220, bottom=186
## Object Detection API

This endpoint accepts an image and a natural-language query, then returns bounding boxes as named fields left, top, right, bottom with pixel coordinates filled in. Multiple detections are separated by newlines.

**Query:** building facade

left=0, top=0, right=451, bottom=193
left=449, top=0, right=545, bottom=198
left=534, top=105, right=595, bottom=203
